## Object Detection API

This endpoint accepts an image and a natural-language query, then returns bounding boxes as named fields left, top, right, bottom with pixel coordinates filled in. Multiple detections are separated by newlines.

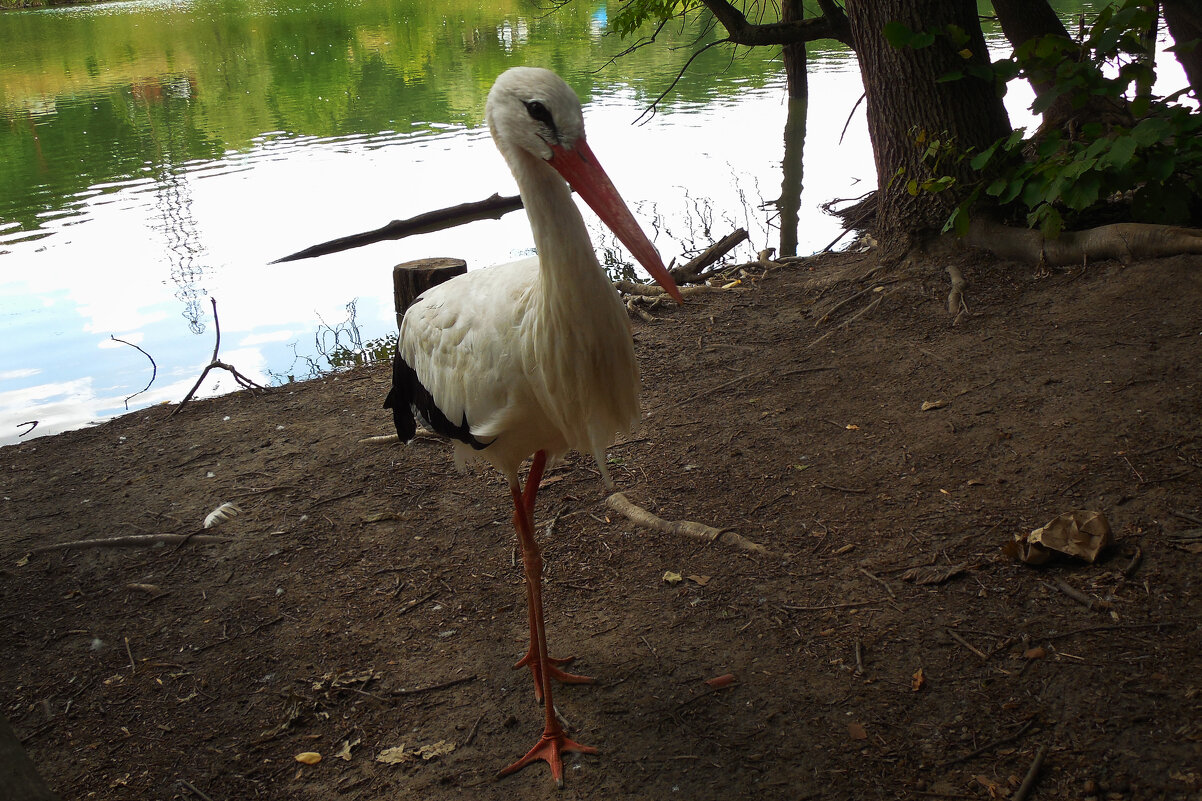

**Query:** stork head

left=486, top=67, right=683, bottom=304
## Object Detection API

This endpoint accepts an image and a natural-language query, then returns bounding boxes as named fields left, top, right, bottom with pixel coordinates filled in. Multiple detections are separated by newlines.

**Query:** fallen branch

left=174, top=298, right=265, bottom=415
left=29, top=533, right=231, bottom=554
left=669, top=228, right=749, bottom=283
left=271, top=193, right=524, bottom=263
left=605, top=492, right=767, bottom=554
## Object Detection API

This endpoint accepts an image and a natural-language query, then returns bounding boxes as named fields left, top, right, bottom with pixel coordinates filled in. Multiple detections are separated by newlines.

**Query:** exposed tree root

left=605, top=492, right=768, bottom=554
left=964, top=219, right=1202, bottom=266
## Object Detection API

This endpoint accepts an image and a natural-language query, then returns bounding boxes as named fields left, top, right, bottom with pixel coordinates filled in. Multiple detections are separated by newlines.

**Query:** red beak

left=548, top=138, right=684, bottom=304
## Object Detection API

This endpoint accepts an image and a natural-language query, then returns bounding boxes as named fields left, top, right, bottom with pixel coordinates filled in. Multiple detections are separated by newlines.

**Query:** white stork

left=384, top=67, right=682, bottom=784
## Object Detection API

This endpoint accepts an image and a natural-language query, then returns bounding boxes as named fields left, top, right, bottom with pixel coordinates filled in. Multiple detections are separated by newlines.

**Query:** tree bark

left=1164, top=1, right=1202, bottom=97
left=845, top=0, right=1012, bottom=244
left=782, top=0, right=809, bottom=101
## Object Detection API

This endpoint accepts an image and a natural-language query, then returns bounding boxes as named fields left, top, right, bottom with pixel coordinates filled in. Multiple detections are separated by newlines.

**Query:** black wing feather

left=384, top=340, right=490, bottom=451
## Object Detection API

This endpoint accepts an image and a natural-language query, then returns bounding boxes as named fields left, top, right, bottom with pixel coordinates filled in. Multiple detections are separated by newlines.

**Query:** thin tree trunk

left=778, top=0, right=808, bottom=257
left=994, top=0, right=1132, bottom=134
left=782, top=0, right=809, bottom=101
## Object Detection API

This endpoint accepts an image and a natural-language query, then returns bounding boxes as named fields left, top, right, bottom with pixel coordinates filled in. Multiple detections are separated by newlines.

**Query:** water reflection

left=0, top=0, right=881, bottom=444
left=776, top=97, right=808, bottom=258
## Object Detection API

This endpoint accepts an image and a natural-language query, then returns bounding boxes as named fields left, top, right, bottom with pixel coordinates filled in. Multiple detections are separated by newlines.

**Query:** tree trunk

left=845, top=0, right=1012, bottom=245
left=782, top=0, right=808, bottom=101
left=992, top=0, right=1073, bottom=108
left=778, top=0, right=808, bottom=257
left=1164, top=1, right=1202, bottom=97
left=994, top=0, right=1131, bottom=137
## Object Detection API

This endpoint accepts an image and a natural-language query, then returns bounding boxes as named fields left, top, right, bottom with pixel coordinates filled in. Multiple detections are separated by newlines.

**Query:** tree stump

left=0, top=715, right=60, bottom=801
left=393, top=258, right=468, bottom=328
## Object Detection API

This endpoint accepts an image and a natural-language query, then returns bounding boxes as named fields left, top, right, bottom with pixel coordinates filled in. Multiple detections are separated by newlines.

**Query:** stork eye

left=524, top=100, right=555, bottom=128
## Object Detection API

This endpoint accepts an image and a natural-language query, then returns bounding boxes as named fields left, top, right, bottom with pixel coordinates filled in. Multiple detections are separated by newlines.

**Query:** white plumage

left=385, top=66, right=681, bottom=785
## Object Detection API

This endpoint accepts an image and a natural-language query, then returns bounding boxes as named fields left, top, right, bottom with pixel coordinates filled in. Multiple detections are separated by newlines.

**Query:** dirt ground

left=2, top=249, right=1201, bottom=801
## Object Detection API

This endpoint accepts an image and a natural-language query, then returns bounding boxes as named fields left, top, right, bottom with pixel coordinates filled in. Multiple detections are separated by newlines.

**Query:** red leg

left=500, top=460, right=597, bottom=784
left=511, top=451, right=593, bottom=701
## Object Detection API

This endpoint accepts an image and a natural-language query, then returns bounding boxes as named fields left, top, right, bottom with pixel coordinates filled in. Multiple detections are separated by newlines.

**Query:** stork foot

left=514, top=651, right=594, bottom=701
left=498, top=727, right=598, bottom=786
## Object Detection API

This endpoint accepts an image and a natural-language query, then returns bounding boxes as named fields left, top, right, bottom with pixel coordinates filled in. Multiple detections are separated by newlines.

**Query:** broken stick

left=173, top=298, right=265, bottom=415
left=605, top=492, right=767, bottom=554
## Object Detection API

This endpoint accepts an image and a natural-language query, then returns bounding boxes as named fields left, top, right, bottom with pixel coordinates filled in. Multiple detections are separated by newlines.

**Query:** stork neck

left=512, top=148, right=609, bottom=301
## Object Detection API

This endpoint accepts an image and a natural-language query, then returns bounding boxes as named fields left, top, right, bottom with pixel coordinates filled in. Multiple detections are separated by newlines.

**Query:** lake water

left=0, top=0, right=1182, bottom=445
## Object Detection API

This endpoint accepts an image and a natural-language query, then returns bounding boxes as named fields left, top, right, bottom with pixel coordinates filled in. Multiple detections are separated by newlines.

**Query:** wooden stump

left=393, top=258, right=468, bottom=327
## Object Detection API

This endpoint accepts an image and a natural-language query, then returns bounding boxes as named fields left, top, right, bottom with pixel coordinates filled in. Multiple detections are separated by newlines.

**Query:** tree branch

left=698, top=0, right=852, bottom=47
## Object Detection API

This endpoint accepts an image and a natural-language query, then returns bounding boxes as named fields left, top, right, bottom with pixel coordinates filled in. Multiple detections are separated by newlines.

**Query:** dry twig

left=1012, top=743, right=1050, bottom=801
left=30, top=533, right=231, bottom=554
left=1044, top=578, right=1110, bottom=611
left=174, top=298, right=265, bottom=415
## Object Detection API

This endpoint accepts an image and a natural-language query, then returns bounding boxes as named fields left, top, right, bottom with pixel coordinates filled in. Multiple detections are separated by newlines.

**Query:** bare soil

left=2, top=250, right=1201, bottom=801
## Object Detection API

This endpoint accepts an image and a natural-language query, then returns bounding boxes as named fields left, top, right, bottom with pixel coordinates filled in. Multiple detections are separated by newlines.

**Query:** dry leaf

left=1011, top=510, right=1112, bottom=565
left=334, top=736, right=360, bottom=761
left=203, top=502, right=241, bottom=529
left=975, top=774, right=1004, bottom=798
left=376, top=745, right=412, bottom=764
left=16, top=553, right=29, bottom=567
left=416, top=740, right=456, bottom=760
left=845, top=424, right=860, bottom=430
left=911, top=667, right=926, bottom=692
left=1023, top=646, right=1048, bottom=660
left=848, top=722, right=868, bottom=740
left=662, top=571, right=683, bottom=585
left=294, top=752, right=321, bottom=765
left=920, top=400, right=948, bottom=411
left=705, top=673, right=735, bottom=689
left=688, top=575, right=711, bottom=586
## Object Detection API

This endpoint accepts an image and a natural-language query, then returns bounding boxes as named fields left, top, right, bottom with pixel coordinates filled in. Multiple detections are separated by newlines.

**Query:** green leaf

left=1033, top=205, right=1063, bottom=239
left=922, top=176, right=956, bottom=194
left=936, top=70, right=965, bottom=83
left=971, top=139, right=1002, bottom=170
left=1145, top=152, right=1177, bottom=182
left=905, top=178, right=920, bottom=196
left=910, top=31, right=936, bottom=49
left=1061, top=172, right=1101, bottom=211
left=1130, top=117, right=1170, bottom=147
left=999, top=178, right=1025, bottom=204
left=1101, top=135, right=1137, bottom=169
left=882, top=21, right=914, bottom=48
left=985, top=177, right=1008, bottom=197
left=944, top=23, right=970, bottom=48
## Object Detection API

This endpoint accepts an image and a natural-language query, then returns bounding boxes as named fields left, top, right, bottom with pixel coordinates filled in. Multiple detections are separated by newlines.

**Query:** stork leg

left=500, top=455, right=597, bottom=784
left=511, top=450, right=593, bottom=701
